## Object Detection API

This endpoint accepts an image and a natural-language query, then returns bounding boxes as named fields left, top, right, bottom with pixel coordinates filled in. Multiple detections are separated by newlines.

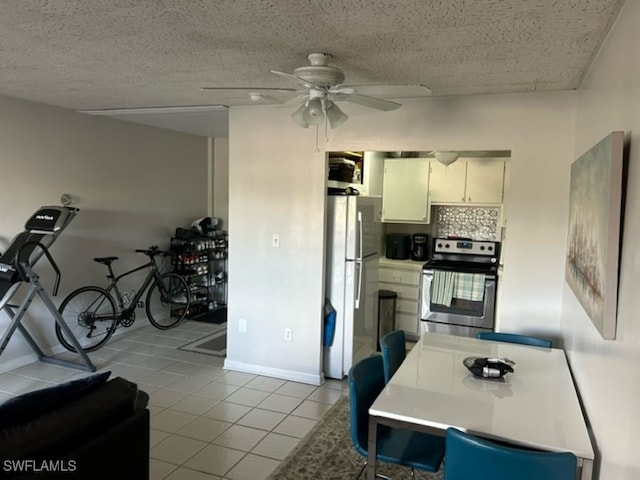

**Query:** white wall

left=562, top=1, right=640, bottom=478
left=225, top=91, right=577, bottom=384
left=0, top=95, right=208, bottom=371
left=225, top=108, right=327, bottom=384
left=213, top=137, right=229, bottom=229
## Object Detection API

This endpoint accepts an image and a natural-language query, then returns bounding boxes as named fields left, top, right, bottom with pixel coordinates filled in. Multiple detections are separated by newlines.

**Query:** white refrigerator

left=324, top=195, right=380, bottom=379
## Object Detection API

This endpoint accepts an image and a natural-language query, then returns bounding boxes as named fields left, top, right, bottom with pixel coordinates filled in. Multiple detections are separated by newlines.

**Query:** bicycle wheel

left=56, top=286, right=118, bottom=352
left=146, top=273, right=191, bottom=329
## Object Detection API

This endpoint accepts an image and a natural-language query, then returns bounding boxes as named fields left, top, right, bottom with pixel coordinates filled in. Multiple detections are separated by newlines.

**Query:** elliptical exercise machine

left=0, top=206, right=96, bottom=372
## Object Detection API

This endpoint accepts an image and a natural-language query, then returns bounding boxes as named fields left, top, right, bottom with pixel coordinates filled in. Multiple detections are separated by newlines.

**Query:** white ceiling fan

left=201, top=53, right=431, bottom=129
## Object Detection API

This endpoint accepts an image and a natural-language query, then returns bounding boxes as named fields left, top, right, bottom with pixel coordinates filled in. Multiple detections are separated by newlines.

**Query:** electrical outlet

left=272, top=234, right=280, bottom=248
left=284, top=328, right=292, bottom=341
left=239, top=318, right=247, bottom=333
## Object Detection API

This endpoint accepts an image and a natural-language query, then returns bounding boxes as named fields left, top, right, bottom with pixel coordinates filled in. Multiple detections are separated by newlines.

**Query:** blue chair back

left=444, top=428, right=577, bottom=480
left=476, top=332, right=552, bottom=348
left=379, top=330, right=406, bottom=383
left=348, top=354, right=386, bottom=457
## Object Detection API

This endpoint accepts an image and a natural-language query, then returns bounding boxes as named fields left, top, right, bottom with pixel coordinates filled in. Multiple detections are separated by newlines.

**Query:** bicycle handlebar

left=135, top=246, right=164, bottom=257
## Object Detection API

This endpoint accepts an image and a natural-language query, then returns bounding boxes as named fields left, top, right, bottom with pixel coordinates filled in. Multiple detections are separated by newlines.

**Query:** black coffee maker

left=410, top=234, right=429, bottom=261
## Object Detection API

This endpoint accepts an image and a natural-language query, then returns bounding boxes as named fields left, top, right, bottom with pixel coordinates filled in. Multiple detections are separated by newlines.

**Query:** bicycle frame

left=104, top=256, right=164, bottom=316
left=54, top=247, right=189, bottom=354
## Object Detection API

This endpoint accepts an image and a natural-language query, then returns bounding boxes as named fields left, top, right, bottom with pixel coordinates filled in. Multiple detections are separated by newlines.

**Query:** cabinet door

left=465, top=160, right=505, bottom=204
left=429, top=161, right=467, bottom=203
left=379, top=268, right=421, bottom=285
left=381, top=158, right=430, bottom=223
left=396, top=312, right=420, bottom=336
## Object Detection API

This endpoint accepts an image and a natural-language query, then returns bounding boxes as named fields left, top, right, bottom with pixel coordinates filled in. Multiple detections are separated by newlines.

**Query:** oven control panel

left=433, top=238, right=498, bottom=256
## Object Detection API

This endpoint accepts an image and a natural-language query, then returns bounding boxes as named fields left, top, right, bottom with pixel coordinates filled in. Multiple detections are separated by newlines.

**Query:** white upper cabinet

left=428, top=161, right=467, bottom=203
left=429, top=159, right=505, bottom=205
left=382, top=158, right=430, bottom=223
left=465, top=160, right=505, bottom=204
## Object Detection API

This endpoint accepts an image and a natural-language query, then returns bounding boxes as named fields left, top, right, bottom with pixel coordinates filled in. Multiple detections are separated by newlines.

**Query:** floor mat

left=178, top=324, right=226, bottom=357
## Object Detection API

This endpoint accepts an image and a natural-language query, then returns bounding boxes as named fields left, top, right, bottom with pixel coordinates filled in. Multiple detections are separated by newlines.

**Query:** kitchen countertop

left=379, top=257, right=427, bottom=269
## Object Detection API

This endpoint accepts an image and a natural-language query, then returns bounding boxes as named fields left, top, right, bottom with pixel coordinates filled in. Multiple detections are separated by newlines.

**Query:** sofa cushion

left=0, top=377, right=140, bottom=461
left=0, top=371, right=111, bottom=430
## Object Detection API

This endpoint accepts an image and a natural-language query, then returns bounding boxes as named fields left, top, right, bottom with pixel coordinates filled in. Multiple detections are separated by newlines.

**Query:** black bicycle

left=56, top=246, right=191, bottom=352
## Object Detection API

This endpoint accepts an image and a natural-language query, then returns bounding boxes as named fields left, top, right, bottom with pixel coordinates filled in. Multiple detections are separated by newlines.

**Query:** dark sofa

left=0, top=372, right=149, bottom=479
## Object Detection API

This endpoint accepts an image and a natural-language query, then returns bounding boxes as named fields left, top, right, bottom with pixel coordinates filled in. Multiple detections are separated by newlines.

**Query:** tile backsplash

left=434, top=205, right=501, bottom=241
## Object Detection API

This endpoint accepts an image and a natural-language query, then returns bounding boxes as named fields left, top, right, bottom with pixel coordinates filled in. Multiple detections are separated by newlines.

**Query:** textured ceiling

left=0, top=0, right=625, bottom=136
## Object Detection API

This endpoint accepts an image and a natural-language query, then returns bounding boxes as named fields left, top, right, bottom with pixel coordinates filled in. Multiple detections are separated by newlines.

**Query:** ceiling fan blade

left=333, top=93, right=401, bottom=112
left=270, top=70, right=319, bottom=90
left=200, top=86, right=297, bottom=92
left=332, top=85, right=432, bottom=98
left=280, top=94, right=309, bottom=108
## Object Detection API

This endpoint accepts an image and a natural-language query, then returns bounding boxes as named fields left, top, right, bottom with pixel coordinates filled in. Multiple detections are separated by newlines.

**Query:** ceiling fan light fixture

left=434, top=151, right=460, bottom=166
left=325, top=101, right=348, bottom=128
left=291, top=104, right=309, bottom=128
left=302, top=98, right=325, bottom=125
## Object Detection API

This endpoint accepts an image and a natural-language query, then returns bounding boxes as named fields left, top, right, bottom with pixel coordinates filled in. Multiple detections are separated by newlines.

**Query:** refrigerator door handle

left=354, top=210, right=364, bottom=309
left=356, top=211, right=363, bottom=261
left=354, top=259, right=363, bottom=309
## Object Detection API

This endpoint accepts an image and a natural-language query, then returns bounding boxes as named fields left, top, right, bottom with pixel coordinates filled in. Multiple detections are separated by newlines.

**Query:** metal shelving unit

left=170, top=230, right=227, bottom=320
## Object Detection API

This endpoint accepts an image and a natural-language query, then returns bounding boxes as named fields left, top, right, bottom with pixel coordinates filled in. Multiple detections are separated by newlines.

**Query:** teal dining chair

left=476, top=332, right=552, bottom=348
left=348, top=354, right=445, bottom=479
left=443, top=427, right=577, bottom=480
left=379, top=329, right=406, bottom=383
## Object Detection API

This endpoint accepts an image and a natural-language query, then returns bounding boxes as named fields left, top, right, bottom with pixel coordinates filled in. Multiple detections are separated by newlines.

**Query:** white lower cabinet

left=379, top=259, right=423, bottom=339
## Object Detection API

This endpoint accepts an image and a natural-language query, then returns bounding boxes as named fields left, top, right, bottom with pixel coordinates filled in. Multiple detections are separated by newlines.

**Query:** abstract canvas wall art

left=565, top=131, right=624, bottom=340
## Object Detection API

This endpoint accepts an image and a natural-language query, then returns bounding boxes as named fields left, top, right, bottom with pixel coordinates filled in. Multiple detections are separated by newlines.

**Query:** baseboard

left=0, top=321, right=148, bottom=374
left=0, top=352, right=39, bottom=374
left=223, top=359, right=323, bottom=386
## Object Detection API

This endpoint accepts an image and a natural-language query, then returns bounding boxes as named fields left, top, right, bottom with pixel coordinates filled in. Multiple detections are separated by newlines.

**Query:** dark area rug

left=267, top=395, right=444, bottom=480
left=178, top=324, right=226, bottom=357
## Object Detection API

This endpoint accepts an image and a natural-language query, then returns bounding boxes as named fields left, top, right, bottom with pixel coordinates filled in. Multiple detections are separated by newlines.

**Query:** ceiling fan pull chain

left=323, top=112, right=330, bottom=142
left=315, top=124, right=320, bottom=152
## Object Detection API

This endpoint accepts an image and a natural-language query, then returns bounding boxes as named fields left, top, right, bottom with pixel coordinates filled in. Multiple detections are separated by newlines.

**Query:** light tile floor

left=0, top=320, right=348, bottom=480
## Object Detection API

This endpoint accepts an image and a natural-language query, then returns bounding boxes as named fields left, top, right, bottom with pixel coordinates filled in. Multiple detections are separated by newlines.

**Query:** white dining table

left=366, top=332, right=594, bottom=480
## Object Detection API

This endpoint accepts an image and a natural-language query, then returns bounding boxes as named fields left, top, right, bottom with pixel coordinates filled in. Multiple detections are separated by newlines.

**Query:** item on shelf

left=191, top=216, right=219, bottom=234
left=170, top=229, right=227, bottom=323
left=328, top=157, right=356, bottom=183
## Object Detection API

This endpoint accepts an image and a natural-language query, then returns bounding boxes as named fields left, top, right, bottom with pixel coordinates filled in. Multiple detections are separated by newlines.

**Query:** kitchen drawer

left=397, top=298, right=418, bottom=314
left=379, top=283, right=419, bottom=302
left=396, top=312, right=419, bottom=335
left=379, top=268, right=422, bottom=285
